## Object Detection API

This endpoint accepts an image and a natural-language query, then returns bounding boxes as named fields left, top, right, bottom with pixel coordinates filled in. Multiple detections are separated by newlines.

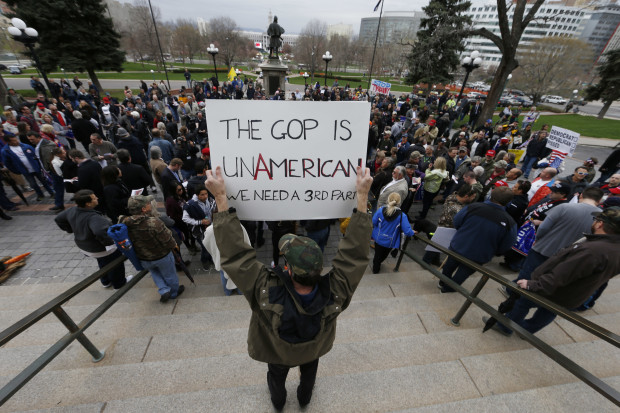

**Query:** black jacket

left=505, top=193, right=529, bottom=225
left=160, top=167, right=183, bottom=200
left=76, top=159, right=105, bottom=205
left=118, top=163, right=151, bottom=195
left=55, top=207, right=114, bottom=252
left=103, top=180, right=130, bottom=223
left=117, top=136, right=147, bottom=166
left=71, top=118, right=98, bottom=147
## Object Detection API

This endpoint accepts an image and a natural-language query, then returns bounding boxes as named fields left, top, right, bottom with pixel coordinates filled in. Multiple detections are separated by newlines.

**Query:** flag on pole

left=374, top=0, right=383, bottom=11
left=228, top=67, right=236, bottom=81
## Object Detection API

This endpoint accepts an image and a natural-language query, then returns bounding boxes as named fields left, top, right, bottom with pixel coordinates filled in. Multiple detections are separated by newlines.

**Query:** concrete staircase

left=1, top=258, right=619, bottom=412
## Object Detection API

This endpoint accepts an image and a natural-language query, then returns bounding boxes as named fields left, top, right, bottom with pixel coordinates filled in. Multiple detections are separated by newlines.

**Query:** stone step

left=2, top=340, right=619, bottom=412
left=1, top=302, right=578, bottom=376
left=398, top=375, right=620, bottom=413
left=0, top=268, right=433, bottom=312
left=0, top=282, right=511, bottom=348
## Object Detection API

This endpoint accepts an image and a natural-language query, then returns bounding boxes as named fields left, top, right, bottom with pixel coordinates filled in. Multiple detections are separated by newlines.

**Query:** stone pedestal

left=259, top=59, right=287, bottom=97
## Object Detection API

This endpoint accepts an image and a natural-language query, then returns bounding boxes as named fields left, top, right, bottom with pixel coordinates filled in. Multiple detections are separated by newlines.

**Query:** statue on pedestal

left=267, top=16, right=285, bottom=59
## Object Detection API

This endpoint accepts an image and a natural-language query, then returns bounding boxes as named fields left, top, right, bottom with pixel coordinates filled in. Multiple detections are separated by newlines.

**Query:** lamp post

left=456, top=50, right=482, bottom=106
left=322, top=51, right=332, bottom=87
left=207, top=43, right=219, bottom=79
left=150, top=69, right=155, bottom=83
left=303, top=72, right=309, bottom=89
left=500, top=73, right=513, bottom=102
left=7, top=18, right=53, bottom=96
left=235, top=68, right=241, bottom=79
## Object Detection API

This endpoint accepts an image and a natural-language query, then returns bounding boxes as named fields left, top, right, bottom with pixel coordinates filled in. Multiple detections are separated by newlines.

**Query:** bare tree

left=205, top=16, right=247, bottom=71
left=117, top=0, right=162, bottom=67
left=465, top=0, right=596, bottom=126
left=172, top=19, right=203, bottom=64
left=511, top=37, right=593, bottom=104
left=295, top=20, right=327, bottom=84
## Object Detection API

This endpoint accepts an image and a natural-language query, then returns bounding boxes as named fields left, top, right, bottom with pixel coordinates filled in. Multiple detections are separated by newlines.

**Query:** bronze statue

left=267, top=16, right=285, bottom=59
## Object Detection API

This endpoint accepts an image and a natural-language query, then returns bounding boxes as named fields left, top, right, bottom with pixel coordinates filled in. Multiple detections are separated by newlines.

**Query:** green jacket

left=214, top=208, right=372, bottom=366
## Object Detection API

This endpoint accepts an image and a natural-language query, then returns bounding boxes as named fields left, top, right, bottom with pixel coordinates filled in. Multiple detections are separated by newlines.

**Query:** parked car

left=467, top=91, right=484, bottom=99
left=7, top=65, right=21, bottom=74
left=543, top=95, right=567, bottom=104
left=498, top=96, right=512, bottom=107
left=509, top=96, right=533, bottom=107
left=0, top=64, right=7, bottom=71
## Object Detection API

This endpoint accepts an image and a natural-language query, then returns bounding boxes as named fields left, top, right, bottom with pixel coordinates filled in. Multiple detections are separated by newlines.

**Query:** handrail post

left=52, top=307, right=105, bottom=362
left=394, top=236, right=411, bottom=272
left=451, top=274, right=489, bottom=326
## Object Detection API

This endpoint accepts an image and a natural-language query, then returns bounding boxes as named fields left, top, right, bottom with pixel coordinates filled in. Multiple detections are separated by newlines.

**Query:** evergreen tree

left=5, top=0, right=125, bottom=92
left=585, top=49, right=620, bottom=119
left=405, top=0, right=471, bottom=88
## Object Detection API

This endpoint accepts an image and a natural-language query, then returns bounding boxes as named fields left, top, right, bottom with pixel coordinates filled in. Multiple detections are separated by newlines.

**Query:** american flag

left=549, top=149, right=567, bottom=168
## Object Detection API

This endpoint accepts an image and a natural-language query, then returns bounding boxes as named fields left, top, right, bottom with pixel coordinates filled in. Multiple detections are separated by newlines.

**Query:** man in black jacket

left=117, top=149, right=151, bottom=196
left=71, top=110, right=98, bottom=149
left=55, top=189, right=128, bottom=288
left=488, top=206, right=620, bottom=336
left=505, top=180, right=531, bottom=224
left=68, top=149, right=105, bottom=213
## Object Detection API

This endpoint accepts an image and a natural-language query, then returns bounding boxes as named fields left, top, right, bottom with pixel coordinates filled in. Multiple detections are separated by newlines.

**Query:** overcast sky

left=116, top=0, right=436, bottom=34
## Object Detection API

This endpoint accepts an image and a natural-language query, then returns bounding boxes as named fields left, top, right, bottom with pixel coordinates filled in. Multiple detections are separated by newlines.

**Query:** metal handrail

left=397, top=234, right=620, bottom=407
left=0, top=256, right=149, bottom=406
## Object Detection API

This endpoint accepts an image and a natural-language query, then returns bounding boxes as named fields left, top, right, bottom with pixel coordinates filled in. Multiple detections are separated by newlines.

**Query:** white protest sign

left=205, top=101, right=371, bottom=220
left=546, top=126, right=580, bottom=157
left=370, top=79, right=391, bottom=95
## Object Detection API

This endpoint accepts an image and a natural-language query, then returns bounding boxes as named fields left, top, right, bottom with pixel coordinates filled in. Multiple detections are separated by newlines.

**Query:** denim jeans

left=439, top=256, right=477, bottom=292
left=219, top=270, right=242, bottom=296
left=140, top=252, right=180, bottom=297
left=520, top=155, right=538, bottom=179
left=497, top=296, right=557, bottom=334
left=96, top=249, right=126, bottom=289
left=25, top=171, right=54, bottom=198
left=306, top=226, right=330, bottom=252
left=50, top=173, right=65, bottom=208
left=514, top=249, right=548, bottom=283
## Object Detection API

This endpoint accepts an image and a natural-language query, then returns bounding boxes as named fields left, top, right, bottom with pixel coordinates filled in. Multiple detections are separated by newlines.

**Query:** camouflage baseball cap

left=127, top=195, right=154, bottom=214
left=592, top=206, right=620, bottom=231
left=278, top=234, right=323, bottom=278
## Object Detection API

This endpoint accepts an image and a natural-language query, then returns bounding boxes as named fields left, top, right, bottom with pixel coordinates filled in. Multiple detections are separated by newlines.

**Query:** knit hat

left=278, top=234, right=323, bottom=279
left=201, top=147, right=210, bottom=156
left=116, top=127, right=130, bottom=138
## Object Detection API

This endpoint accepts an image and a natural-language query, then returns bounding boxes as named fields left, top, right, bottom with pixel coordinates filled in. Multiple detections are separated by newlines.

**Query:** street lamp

left=150, top=69, right=155, bottom=83
left=302, top=72, right=309, bottom=89
left=207, top=43, right=219, bottom=79
left=456, top=50, right=482, bottom=105
left=8, top=18, right=53, bottom=97
left=322, top=51, right=332, bottom=87
left=500, top=73, right=513, bottom=101
left=235, top=68, right=241, bottom=78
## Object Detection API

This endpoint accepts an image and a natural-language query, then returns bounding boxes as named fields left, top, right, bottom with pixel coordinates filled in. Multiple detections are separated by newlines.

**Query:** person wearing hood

left=372, top=192, right=415, bottom=273
left=116, top=127, right=147, bottom=167
left=120, top=195, right=184, bottom=302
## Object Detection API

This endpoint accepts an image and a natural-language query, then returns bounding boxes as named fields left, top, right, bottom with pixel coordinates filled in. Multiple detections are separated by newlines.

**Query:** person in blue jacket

left=438, top=186, right=517, bottom=293
left=371, top=192, right=415, bottom=273
left=1, top=134, right=54, bottom=200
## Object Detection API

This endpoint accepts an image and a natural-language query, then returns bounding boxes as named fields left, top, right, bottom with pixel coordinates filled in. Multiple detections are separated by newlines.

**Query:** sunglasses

left=577, top=172, right=588, bottom=176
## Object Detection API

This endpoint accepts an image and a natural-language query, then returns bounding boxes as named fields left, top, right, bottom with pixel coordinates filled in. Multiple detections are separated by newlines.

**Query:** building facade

left=463, top=1, right=589, bottom=67
left=359, top=11, right=423, bottom=45
left=577, top=4, right=620, bottom=61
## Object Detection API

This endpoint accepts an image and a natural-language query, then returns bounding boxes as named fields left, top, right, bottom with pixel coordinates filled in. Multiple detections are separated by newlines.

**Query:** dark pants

left=514, top=249, right=548, bottom=283
left=438, top=256, right=477, bottom=292
left=306, top=226, right=330, bottom=252
left=267, top=359, right=319, bottom=409
left=51, top=173, right=65, bottom=208
left=96, top=249, right=126, bottom=289
left=25, top=171, right=54, bottom=198
left=372, top=243, right=392, bottom=273
left=419, top=189, right=439, bottom=219
left=497, top=296, right=557, bottom=335
left=0, top=185, right=17, bottom=210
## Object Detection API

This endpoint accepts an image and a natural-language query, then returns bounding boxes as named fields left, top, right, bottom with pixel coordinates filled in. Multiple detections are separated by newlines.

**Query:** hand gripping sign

left=205, top=101, right=370, bottom=220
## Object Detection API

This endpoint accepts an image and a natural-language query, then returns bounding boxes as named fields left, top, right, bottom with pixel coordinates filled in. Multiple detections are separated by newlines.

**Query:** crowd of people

left=0, top=75, right=619, bottom=410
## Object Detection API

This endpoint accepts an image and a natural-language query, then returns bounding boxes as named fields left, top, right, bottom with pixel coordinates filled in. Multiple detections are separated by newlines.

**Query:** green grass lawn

left=454, top=113, right=620, bottom=139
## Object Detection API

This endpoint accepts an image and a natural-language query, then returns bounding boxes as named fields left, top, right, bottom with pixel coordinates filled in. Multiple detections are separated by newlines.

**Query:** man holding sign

left=206, top=165, right=372, bottom=410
